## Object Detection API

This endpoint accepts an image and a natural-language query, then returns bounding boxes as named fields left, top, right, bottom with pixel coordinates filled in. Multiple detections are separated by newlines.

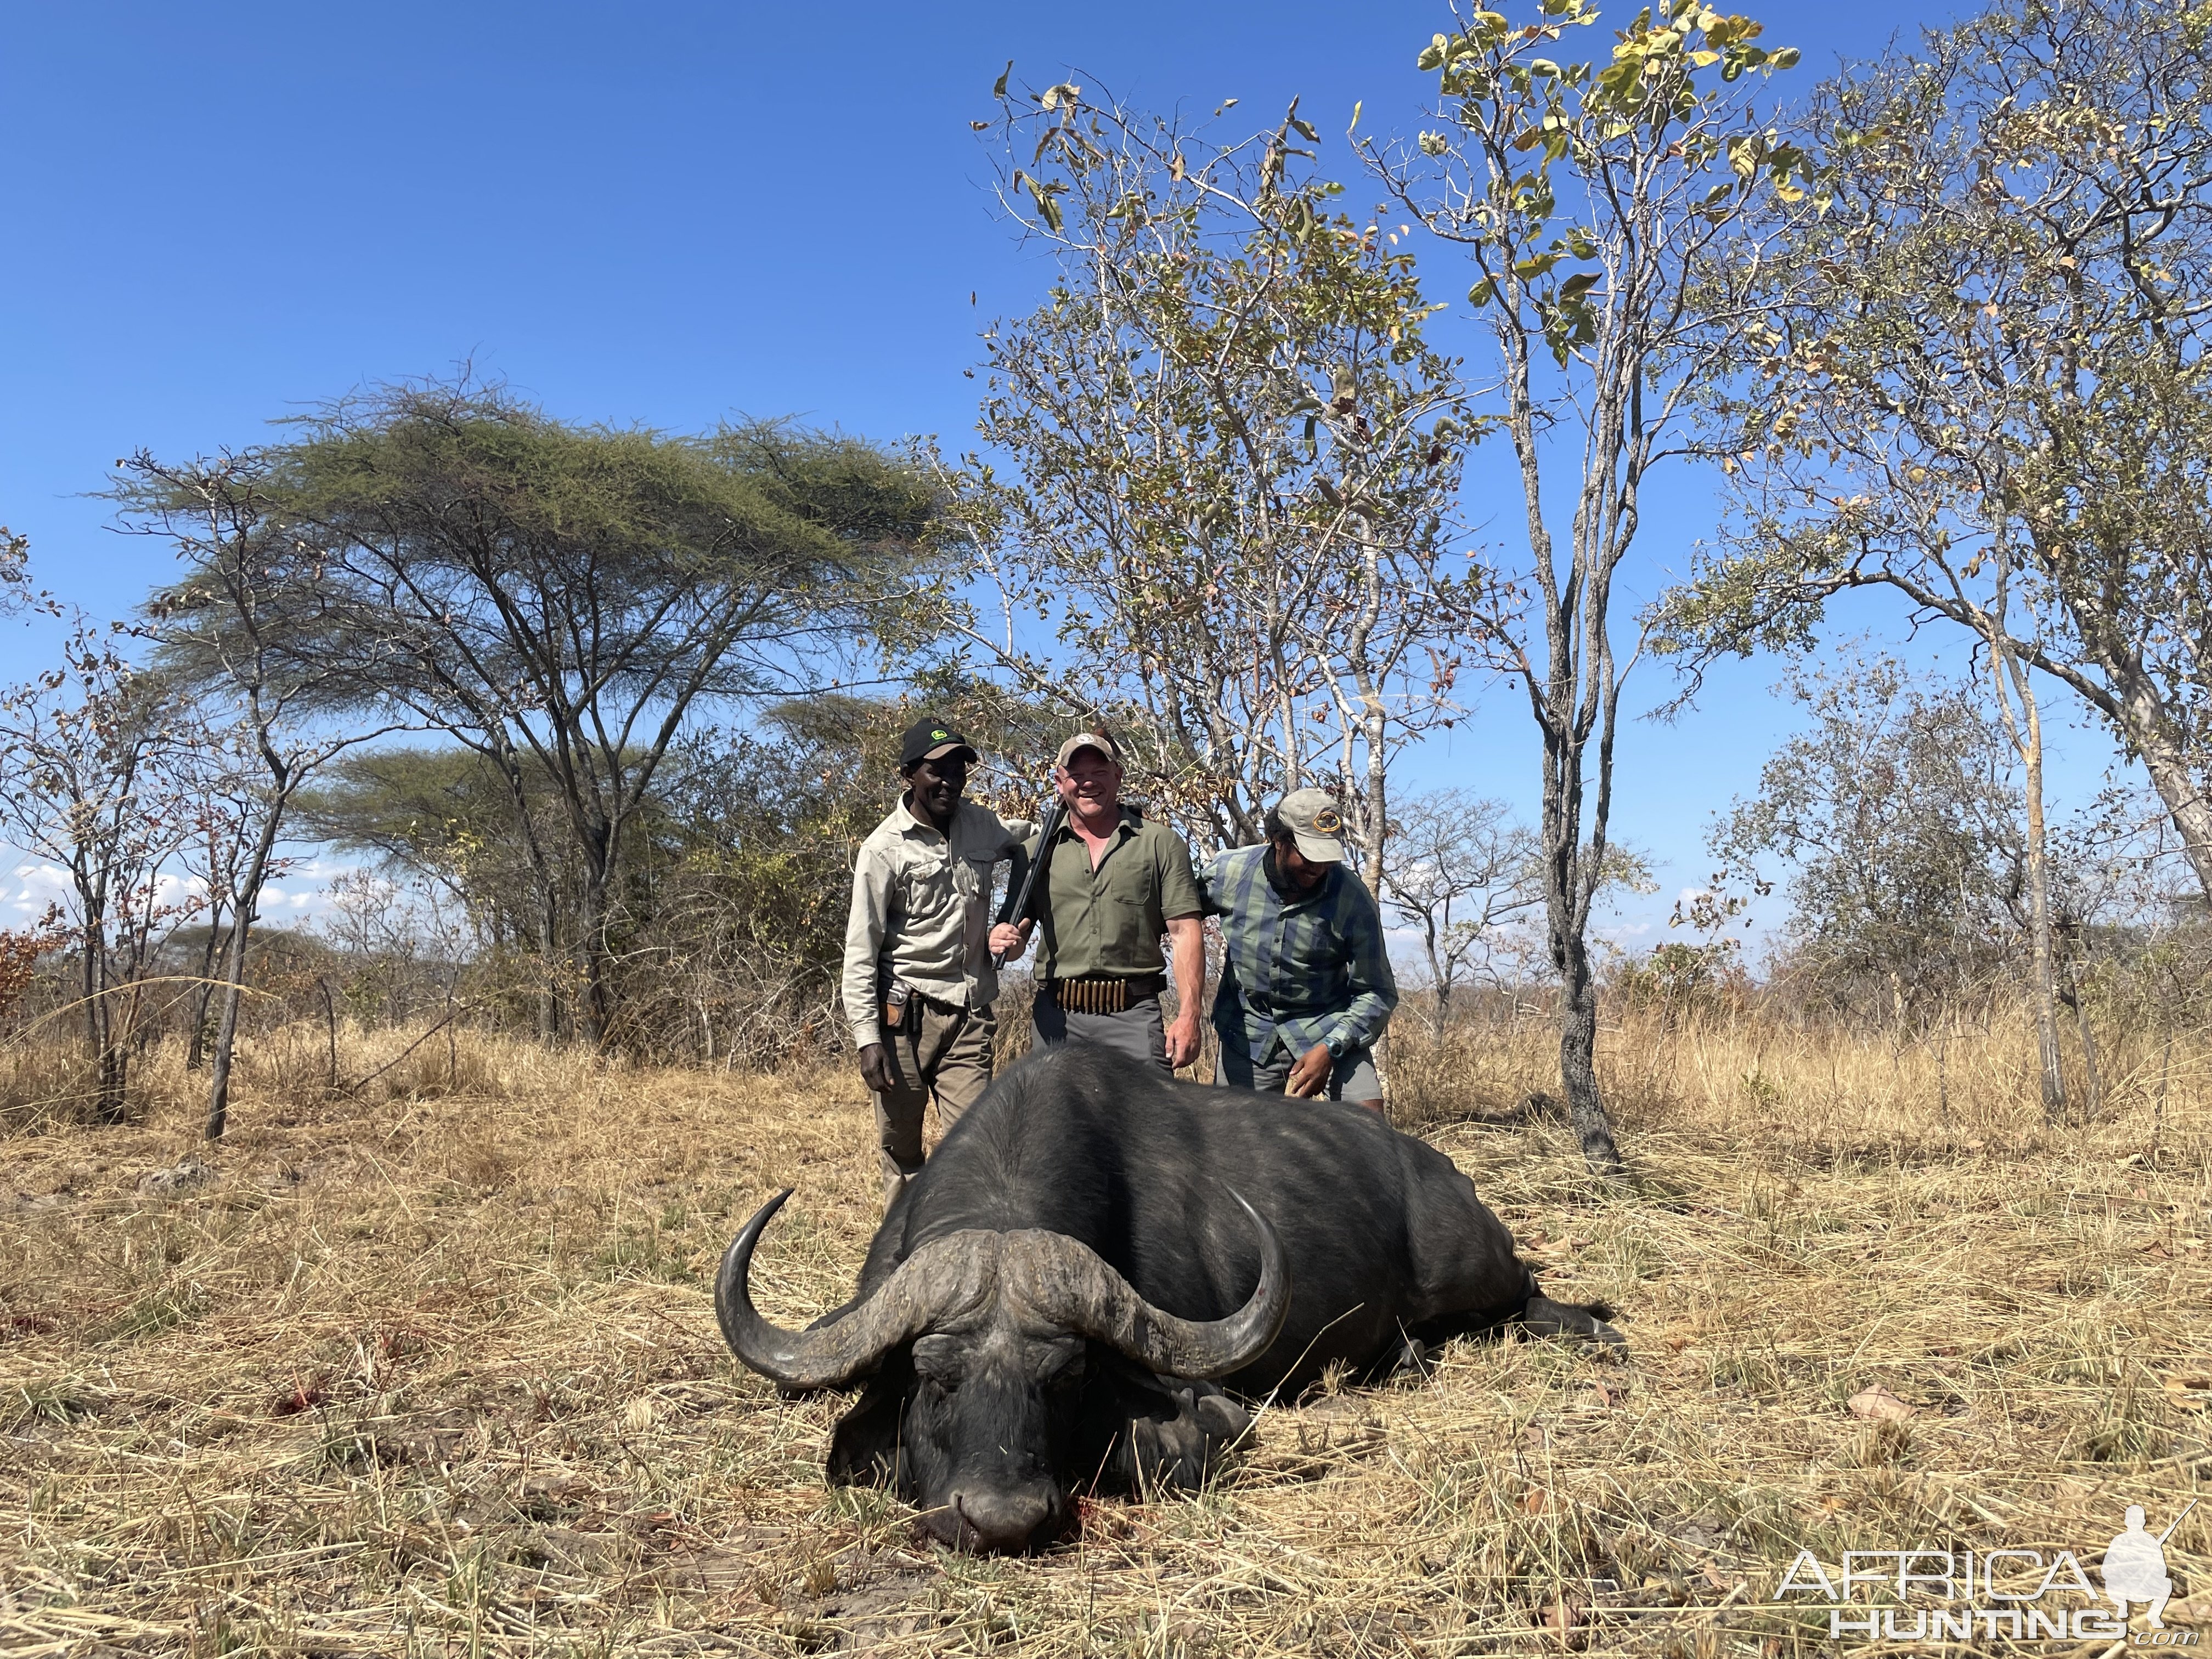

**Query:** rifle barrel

left=2158, top=1496, right=2199, bottom=1544
left=993, top=799, right=1065, bottom=970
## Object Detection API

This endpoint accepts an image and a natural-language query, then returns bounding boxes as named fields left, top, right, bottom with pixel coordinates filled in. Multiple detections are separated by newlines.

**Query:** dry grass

left=2, top=1012, right=2209, bottom=1656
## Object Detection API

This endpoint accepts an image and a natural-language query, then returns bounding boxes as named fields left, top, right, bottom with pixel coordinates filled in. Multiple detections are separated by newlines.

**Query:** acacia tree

left=963, top=82, right=1482, bottom=870
left=1362, top=0, right=1811, bottom=1172
left=126, top=452, right=407, bottom=1139
left=202, top=383, right=949, bottom=1048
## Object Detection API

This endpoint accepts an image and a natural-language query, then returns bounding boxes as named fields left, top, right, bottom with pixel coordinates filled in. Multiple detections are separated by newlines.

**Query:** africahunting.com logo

left=1776, top=1501, right=2197, bottom=1644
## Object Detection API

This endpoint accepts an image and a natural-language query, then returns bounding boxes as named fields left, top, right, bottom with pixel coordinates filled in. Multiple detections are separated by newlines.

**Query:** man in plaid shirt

left=1200, top=788, right=1398, bottom=1112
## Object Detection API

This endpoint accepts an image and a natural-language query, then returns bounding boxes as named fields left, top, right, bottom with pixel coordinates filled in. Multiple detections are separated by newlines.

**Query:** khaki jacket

left=841, top=798, right=1032, bottom=1047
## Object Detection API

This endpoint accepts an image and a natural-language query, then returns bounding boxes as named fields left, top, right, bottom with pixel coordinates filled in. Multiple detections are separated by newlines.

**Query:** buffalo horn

left=1014, top=1190, right=1291, bottom=1380
left=713, top=1190, right=991, bottom=1391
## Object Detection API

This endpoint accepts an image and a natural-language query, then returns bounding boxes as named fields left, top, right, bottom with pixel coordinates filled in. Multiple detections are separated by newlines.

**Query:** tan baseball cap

left=1274, top=787, right=1346, bottom=864
left=1053, top=729, right=1125, bottom=770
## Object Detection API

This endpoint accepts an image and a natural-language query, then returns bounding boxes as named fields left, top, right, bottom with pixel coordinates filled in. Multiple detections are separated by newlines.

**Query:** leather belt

left=1044, top=973, right=1166, bottom=1014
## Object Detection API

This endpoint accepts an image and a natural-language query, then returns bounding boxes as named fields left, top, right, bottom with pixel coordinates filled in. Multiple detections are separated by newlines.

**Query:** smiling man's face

left=906, top=753, right=968, bottom=826
left=1056, top=749, right=1122, bottom=815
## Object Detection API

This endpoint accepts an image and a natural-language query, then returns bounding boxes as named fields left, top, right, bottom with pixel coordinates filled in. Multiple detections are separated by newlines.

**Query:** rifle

left=2158, top=1497, right=2199, bottom=1545
left=993, top=798, right=1066, bottom=969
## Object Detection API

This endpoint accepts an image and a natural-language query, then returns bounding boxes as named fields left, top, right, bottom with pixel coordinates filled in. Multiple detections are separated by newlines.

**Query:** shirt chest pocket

left=1102, top=888, right=1153, bottom=952
left=899, top=854, right=960, bottom=921
left=902, top=851, right=989, bottom=919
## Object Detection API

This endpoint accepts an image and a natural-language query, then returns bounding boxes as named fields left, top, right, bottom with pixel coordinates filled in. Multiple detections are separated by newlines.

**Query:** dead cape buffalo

left=715, top=1047, right=1620, bottom=1553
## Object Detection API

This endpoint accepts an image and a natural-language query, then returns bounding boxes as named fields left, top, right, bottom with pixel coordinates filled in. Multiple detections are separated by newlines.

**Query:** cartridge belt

left=1043, top=973, right=1166, bottom=1014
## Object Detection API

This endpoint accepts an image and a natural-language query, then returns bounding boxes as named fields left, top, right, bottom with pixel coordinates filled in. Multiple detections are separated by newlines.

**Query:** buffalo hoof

left=1195, top=1391, right=1249, bottom=1440
left=1520, top=1294, right=1627, bottom=1356
left=1381, top=1335, right=1432, bottom=1384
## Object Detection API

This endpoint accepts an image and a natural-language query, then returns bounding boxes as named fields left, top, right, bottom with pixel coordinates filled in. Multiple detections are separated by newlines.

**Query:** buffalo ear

left=826, top=1357, right=912, bottom=1492
left=1080, top=1354, right=1251, bottom=1494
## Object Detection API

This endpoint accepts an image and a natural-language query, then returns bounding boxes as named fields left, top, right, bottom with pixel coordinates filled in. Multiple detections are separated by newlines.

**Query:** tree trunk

left=207, top=805, right=285, bottom=1142
left=1347, top=524, right=1393, bottom=897
left=1991, top=642, right=2069, bottom=1123
left=205, top=917, right=247, bottom=1142
left=78, top=914, right=97, bottom=1065
left=100, top=1042, right=127, bottom=1125
left=1535, top=668, right=1628, bottom=1177
left=2063, top=613, right=2212, bottom=901
left=185, top=912, right=222, bottom=1071
left=535, top=885, right=561, bottom=1045
left=2126, top=713, right=2212, bottom=903
left=578, top=871, right=611, bottom=1050
left=1353, top=603, right=1393, bottom=1107
left=1554, top=928, right=1622, bottom=1175
left=2019, top=716, right=2069, bottom=1125
left=81, top=910, right=127, bottom=1125
left=1486, top=168, right=1637, bottom=1181
left=2059, top=972, right=2105, bottom=1119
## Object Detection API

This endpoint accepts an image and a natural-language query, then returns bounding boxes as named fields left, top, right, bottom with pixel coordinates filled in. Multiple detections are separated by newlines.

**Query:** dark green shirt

left=1019, top=807, right=1203, bottom=978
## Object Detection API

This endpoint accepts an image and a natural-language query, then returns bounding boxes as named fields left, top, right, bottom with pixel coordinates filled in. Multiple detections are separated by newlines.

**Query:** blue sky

left=1, top=0, right=2124, bottom=946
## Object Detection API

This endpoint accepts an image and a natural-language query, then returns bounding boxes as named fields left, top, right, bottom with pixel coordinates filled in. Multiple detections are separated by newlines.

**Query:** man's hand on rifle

left=856, top=1042, right=898, bottom=1097
left=989, top=919, right=1034, bottom=962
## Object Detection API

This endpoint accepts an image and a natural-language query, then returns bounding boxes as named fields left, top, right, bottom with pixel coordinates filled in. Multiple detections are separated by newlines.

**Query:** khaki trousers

left=874, top=997, right=994, bottom=1204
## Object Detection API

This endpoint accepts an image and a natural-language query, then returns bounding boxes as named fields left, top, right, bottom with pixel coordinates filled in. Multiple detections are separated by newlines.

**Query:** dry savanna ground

left=3, top=1011, right=2210, bottom=1656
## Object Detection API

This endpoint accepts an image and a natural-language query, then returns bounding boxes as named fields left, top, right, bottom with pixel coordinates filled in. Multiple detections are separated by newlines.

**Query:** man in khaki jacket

left=842, top=716, right=1031, bottom=1206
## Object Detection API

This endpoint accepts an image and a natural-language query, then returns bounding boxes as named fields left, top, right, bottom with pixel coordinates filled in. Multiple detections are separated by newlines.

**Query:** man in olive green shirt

left=989, top=730, right=1205, bottom=1073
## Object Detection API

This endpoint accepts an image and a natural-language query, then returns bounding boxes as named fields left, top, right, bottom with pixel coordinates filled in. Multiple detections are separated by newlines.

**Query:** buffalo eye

left=1031, top=1339, right=1088, bottom=1386
left=910, top=1335, right=964, bottom=1390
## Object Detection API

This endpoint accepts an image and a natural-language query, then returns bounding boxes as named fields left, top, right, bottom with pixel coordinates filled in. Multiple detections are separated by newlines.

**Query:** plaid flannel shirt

left=1199, top=844, right=1398, bottom=1065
